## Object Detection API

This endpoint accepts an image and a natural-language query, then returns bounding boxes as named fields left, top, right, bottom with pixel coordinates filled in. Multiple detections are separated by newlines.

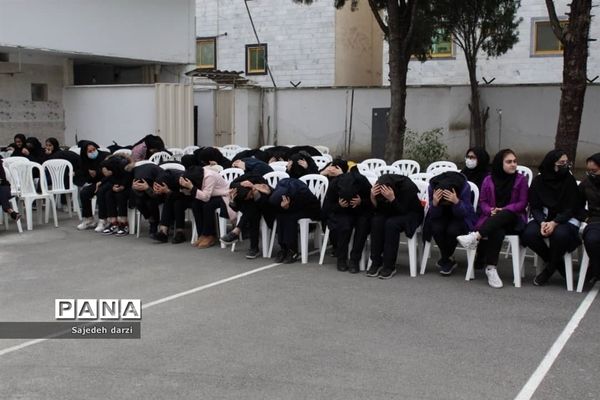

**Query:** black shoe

left=348, top=259, right=360, bottom=274
left=283, top=251, right=299, bottom=264
left=275, top=249, right=287, bottom=263
left=246, top=248, right=260, bottom=259
left=116, top=225, right=129, bottom=237
left=10, top=211, right=21, bottom=221
left=149, top=222, right=158, bottom=236
left=337, top=259, right=348, bottom=272
left=328, top=246, right=337, bottom=258
left=172, top=231, right=186, bottom=244
left=378, top=266, right=397, bottom=280
left=220, top=230, right=239, bottom=244
left=366, top=264, right=382, bottom=277
left=153, top=231, right=168, bottom=243
left=533, top=268, right=553, bottom=286
left=102, top=224, right=119, bottom=235
left=438, top=259, right=458, bottom=276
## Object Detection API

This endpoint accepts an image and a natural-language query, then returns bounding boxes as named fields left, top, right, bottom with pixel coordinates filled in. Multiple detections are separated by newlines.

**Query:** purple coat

left=475, top=174, right=529, bottom=230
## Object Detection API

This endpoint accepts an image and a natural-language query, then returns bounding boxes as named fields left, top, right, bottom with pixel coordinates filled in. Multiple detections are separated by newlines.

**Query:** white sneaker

left=77, top=218, right=95, bottom=230
left=457, top=232, right=479, bottom=250
left=94, top=219, right=107, bottom=232
left=485, top=266, right=503, bottom=288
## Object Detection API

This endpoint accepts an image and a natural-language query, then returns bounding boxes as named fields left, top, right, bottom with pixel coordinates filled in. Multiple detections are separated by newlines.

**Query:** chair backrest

left=134, top=160, right=154, bottom=167
left=11, top=161, right=50, bottom=197
left=467, top=181, right=480, bottom=209
left=426, top=161, right=458, bottom=174
left=113, top=148, right=132, bottom=156
left=359, top=170, right=378, bottom=186
left=413, top=180, right=430, bottom=211
left=374, top=165, right=401, bottom=177
left=160, top=163, right=185, bottom=171
left=269, top=161, right=288, bottom=172
left=222, top=144, right=242, bottom=151
left=220, top=167, right=245, bottom=184
left=3, top=165, right=18, bottom=195
left=0, top=150, right=13, bottom=159
left=3, top=156, right=29, bottom=167
left=259, top=145, right=274, bottom=151
left=516, top=165, right=533, bottom=186
left=263, top=171, right=289, bottom=189
left=183, top=145, right=200, bottom=155
left=299, top=174, right=329, bottom=206
left=69, top=146, right=80, bottom=154
left=42, top=159, right=75, bottom=192
left=218, top=148, right=237, bottom=161
left=360, top=158, right=386, bottom=172
left=314, top=145, right=330, bottom=155
left=391, top=159, right=420, bottom=176
left=409, top=172, right=434, bottom=183
left=312, top=155, right=330, bottom=170
left=168, top=148, right=185, bottom=161
left=321, top=153, right=333, bottom=162
left=149, top=151, right=172, bottom=164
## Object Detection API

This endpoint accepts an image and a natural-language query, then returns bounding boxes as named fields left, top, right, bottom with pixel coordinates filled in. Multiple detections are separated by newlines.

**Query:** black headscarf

left=287, top=151, right=318, bottom=179
left=491, top=149, right=517, bottom=208
left=25, top=137, right=44, bottom=162
left=461, top=147, right=490, bottom=188
left=183, top=166, right=205, bottom=188
left=586, top=153, right=600, bottom=188
left=194, top=147, right=232, bottom=169
left=531, top=149, right=578, bottom=210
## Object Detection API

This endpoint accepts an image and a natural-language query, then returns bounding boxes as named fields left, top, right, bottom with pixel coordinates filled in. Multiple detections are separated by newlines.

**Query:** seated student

left=193, top=147, right=232, bottom=169
left=131, top=162, right=165, bottom=237
left=286, top=152, right=318, bottom=179
left=320, top=158, right=348, bottom=180
left=23, top=137, right=45, bottom=164
left=366, top=174, right=424, bottom=279
left=461, top=147, right=490, bottom=189
left=521, top=150, right=582, bottom=286
left=457, top=149, right=528, bottom=289
left=232, top=157, right=273, bottom=177
left=221, top=173, right=275, bottom=259
left=232, top=148, right=270, bottom=164
left=47, top=145, right=84, bottom=186
left=0, top=159, right=21, bottom=221
left=423, top=171, right=477, bottom=275
left=152, top=167, right=188, bottom=244
left=130, top=134, right=169, bottom=162
left=179, top=165, right=234, bottom=249
left=264, top=145, right=291, bottom=163
left=44, top=138, right=60, bottom=157
left=269, top=177, right=321, bottom=263
left=77, top=141, right=111, bottom=230
left=7, top=134, right=26, bottom=156
left=98, top=155, right=134, bottom=236
left=323, top=166, right=372, bottom=273
left=578, top=153, right=600, bottom=283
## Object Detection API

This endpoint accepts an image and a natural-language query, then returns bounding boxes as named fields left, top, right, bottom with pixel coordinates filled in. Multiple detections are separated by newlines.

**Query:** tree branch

left=545, top=0, right=566, bottom=43
left=368, top=0, right=389, bottom=36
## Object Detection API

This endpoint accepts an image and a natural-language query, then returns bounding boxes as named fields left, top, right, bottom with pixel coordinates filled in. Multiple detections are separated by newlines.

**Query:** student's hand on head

left=350, top=195, right=362, bottom=208
left=112, top=184, right=124, bottom=192
left=232, top=160, right=245, bottom=170
left=133, top=179, right=149, bottom=191
left=338, top=198, right=349, bottom=208
left=21, top=148, right=29, bottom=156
left=371, top=184, right=381, bottom=196
left=240, top=180, right=254, bottom=188
left=298, top=159, right=308, bottom=169
left=281, top=195, right=290, bottom=210
left=432, top=189, right=444, bottom=207
left=179, top=177, right=193, bottom=190
left=381, top=185, right=395, bottom=202
left=443, top=189, right=459, bottom=205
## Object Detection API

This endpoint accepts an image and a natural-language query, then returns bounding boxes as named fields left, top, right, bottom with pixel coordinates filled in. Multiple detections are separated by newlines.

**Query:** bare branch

left=545, top=0, right=566, bottom=43
left=368, top=0, right=389, bottom=36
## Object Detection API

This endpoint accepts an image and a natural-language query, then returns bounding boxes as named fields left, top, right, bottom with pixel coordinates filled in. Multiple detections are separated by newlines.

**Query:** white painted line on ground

left=514, top=285, right=599, bottom=400
left=0, top=261, right=284, bottom=357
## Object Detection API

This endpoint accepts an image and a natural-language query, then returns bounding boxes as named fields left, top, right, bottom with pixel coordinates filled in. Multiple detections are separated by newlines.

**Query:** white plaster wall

left=0, top=0, right=195, bottom=64
left=195, top=0, right=336, bottom=87
left=63, top=85, right=156, bottom=147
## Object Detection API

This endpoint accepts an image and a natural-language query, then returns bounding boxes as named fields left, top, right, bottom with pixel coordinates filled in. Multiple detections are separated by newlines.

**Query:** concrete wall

left=0, top=59, right=65, bottom=146
left=63, top=85, right=157, bottom=147
left=0, top=0, right=195, bottom=64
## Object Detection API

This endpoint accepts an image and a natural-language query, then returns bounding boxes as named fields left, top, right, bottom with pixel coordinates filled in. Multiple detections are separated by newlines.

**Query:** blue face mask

left=88, top=150, right=98, bottom=160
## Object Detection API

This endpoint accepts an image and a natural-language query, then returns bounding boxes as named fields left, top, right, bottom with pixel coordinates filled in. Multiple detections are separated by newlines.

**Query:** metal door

left=215, top=89, right=234, bottom=146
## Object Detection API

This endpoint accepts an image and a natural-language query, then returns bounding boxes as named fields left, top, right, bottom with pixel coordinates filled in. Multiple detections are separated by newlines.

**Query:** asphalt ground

left=0, top=213, right=598, bottom=400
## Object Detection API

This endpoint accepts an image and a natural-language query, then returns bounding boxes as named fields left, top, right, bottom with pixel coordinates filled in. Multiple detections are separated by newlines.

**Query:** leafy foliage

left=404, top=128, right=449, bottom=169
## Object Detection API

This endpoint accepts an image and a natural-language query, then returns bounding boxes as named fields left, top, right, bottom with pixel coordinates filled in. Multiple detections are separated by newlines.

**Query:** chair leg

left=268, top=221, right=277, bottom=258
left=298, top=219, right=309, bottom=264
left=319, top=227, right=330, bottom=265
left=577, top=250, right=590, bottom=293
left=510, top=240, right=521, bottom=288
left=25, top=199, right=34, bottom=230
left=420, top=241, right=431, bottom=275
left=260, top=218, right=269, bottom=258
left=465, top=249, right=476, bottom=281
left=136, top=211, right=141, bottom=238
left=9, top=198, right=23, bottom=233
left=49, top=197, right=58, bottom=227
left=407, top=235, right=418, bottom=277
left=564, top=252, right=574, bottom=292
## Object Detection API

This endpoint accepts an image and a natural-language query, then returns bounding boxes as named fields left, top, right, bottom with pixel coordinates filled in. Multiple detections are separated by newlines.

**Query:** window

left=533, top=20, right=567, bottom=55
left=0, top=53, right=9, bottom=62
left=430, top=30, right=454, bottom=58
left=31, top=83, right=48, bottom=102
left=245, top=44, right=267, bottom=75
left=196, top=38, right=216, bottom=70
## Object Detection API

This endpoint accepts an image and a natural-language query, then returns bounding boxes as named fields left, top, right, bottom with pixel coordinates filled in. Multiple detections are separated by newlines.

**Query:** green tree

left=434, top=0, right=522, bottom=148
left=545, top=0, right=593, bottom=162
left=293, top=0, right=437, bottom=162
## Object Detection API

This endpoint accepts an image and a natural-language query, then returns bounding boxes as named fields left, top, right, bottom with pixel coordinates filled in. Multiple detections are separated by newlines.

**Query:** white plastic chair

left=113, top=149, right=132, bottom=156
left=314, top=145, right=330, bottom=155
left=2, top=157, right=29, bottom=168
left=0, top=165, right=23, bottom=233
left=259, top=145, right=274, bottom=151
left=219, top=148, right=237, bottom=161
left=168, top=148, right=184, bottom=161
left=269, top=161, right=288, bottom=172
left=359, top=170, right=378, bottom=186
left=10, top=162, right=58, bottom=230
left=69, top=146, right=80, bottom=154
left=262, top=171, right=290, bottom=258
left=516, top=165, right=533, bottom=187
left=149, top=151, right=173, bottom=164
left=42, top=159, right=82, bottom=220
left=183, top=145, right=200, bottom=155
left=160, top=163, right=185, bottom=171
left=216, top=168, right=245, bottom=248
left=312, top=155, right=330, bottom=171
left=409, top=172, right=434, bottom=183
left=391, top=159, right=420, bottom=176
left=298, top=174, right=329, bottom=264
left=374, top=165, right=401, bottom=177
left=577, top=244, right=590, bottom=293
left=426, top=161, right=458, bottom=174
left=359, top=158, right=386, bottom=172
left=134, top=160, right=154, bottom=167
left=222, top=144, right=242, bottom=151
left=0, top=150, right=13, bottom=159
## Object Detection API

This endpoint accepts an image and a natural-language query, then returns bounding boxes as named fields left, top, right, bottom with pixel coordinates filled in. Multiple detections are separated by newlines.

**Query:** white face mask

left=465, top=158, right=478, bottom=169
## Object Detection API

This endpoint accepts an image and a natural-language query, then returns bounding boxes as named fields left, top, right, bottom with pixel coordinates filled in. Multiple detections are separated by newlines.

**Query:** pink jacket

left=194, top=167, right=235, bottom=220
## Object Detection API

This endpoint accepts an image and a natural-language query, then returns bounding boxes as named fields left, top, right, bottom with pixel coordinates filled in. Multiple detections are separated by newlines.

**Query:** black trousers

left=80, top=182, right=111, bottom=219
left=134, top=192, right=161, bottom=223
left=0, top=186, right=12, bottom=212
left=235, top=199, right=274, bottom=251
left=105, top=188, right=130, bottom=218
left=583, top=223, right=600, bottom=278
left=276, top=209, right=318, bottom=252
left=328, top=212, right=371, bottom=262
left=430, top=216, right=469, bottom=264
left=191, top=196, right=224, bottom=236
left=160, top=193, right=192, bottom=231
left=521, top=221, right=581, bottom=273
left=475, top=210, right=519, bottom=267
left=370, top=213, right=413, bottom=269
